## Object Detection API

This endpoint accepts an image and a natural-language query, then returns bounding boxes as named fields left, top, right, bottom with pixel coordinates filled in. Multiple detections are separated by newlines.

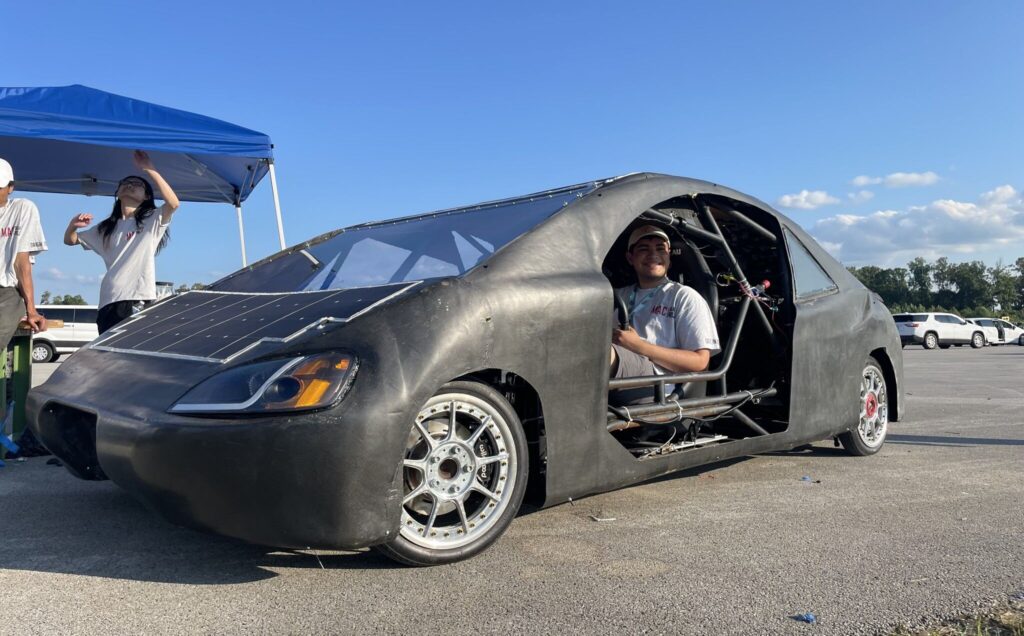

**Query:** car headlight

left=169, top=352, right=357, bottom=415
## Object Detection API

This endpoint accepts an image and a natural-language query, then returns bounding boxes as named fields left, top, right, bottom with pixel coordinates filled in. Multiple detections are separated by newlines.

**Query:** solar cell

left=92, top=283, right=413, bottom=362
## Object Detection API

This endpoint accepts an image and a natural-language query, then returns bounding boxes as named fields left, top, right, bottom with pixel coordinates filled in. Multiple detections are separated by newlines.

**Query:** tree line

left=38, top=283, right=207, bottom=307
left=848, top=257, right=1024, bottom=322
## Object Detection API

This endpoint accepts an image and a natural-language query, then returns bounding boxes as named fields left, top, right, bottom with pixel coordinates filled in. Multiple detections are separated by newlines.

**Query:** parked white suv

left=893, top=312, right=986, bottom=349
left=966, top=317, right=1024, bottom=346
left=32, top=304, right=100, bottom=362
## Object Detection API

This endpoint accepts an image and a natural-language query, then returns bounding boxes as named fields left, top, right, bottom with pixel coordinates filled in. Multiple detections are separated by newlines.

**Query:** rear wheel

left=376, top=381, right=528, bottom=566
left=971, top=332, right=985, bottom=348
left=1019, top=335, right=1024, bottom=346
left=922, top=332, right=938, bottom=349
left=839, top=357, right=889, bottom=456
left=31, top=341, right=55, bottom=363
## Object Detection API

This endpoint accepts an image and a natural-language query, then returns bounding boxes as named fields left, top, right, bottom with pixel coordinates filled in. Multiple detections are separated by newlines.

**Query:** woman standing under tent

left=63, top=150, right=180, bottom=333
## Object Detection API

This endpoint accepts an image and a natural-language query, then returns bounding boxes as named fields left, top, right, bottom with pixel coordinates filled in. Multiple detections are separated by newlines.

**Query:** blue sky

left=6, top=1, right=1023, bottom=301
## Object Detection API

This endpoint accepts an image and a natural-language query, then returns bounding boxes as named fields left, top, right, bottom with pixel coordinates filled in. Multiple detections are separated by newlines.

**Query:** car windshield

left=893, top=314, right=927, bottom=322
left=212, top=183, right=597, bottom=293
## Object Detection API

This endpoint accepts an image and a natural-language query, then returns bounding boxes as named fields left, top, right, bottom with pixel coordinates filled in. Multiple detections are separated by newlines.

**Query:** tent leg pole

left=268, top=162, right=286, bottom=249
left=235, top=205, right=247, bottom=267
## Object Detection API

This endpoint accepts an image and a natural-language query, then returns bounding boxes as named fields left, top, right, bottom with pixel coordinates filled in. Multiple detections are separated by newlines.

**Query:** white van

left=32, top=304, right=100, bottom=362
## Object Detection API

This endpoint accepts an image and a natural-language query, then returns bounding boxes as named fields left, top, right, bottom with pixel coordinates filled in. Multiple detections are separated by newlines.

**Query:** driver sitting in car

left=610, top=225, right=721, bottom=403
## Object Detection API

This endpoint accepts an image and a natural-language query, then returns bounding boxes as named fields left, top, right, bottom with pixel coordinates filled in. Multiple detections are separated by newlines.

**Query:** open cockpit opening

left=601, top=194, right=794, bottom=459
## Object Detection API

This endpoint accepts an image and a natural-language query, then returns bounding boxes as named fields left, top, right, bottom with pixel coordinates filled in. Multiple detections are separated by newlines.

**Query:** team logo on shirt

left=651, top=305, right=676, bottom=318
left=0, top=225, right=20, bottom=237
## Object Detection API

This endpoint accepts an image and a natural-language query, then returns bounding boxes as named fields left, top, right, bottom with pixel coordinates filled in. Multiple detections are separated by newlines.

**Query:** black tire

left=1019, top=335, right=1024, bottom=346
left=839, top=357, right=889, bottom=456
left=31, top=340, right=55, bottom=363
left=970, top=332, right=985, bottom=348
left=376, top=381, right=528, bottom=566
left=922, top=332, right=938, bottom=349
left=938, top=344, right=951, bottom=349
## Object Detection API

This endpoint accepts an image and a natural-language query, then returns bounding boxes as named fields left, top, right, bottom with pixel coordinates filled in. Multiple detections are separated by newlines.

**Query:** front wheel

left=971, top=332, right=985, bottom=348
left=839, top=357, right=889, bottom=456
left=31, top=341, right=55, bottom=363
left=376, top=381, right=528, bottom=566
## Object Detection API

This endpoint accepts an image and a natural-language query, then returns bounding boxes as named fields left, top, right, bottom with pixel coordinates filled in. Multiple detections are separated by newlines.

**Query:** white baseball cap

left=627, top=224, right=671, bottom=250
left=0, top=158, right=13, bottom=187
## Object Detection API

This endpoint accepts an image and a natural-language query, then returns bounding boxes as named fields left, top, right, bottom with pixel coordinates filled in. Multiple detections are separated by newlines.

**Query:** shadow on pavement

left=887, top=434, right=1024, bottom=447
left=0, top=462, right=401, bottom=584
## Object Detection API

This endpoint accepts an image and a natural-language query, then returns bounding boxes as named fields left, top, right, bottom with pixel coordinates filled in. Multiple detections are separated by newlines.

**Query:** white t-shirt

left=615, top=279, right=721, bottom=376
left=0, top=198, right=48, bottom=288
left=78, top=213, right=169, bottom=309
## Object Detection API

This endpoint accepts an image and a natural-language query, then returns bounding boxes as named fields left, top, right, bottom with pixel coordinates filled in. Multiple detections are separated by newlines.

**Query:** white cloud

left=809, top=185, right=1024, bottom=265
left=851, top=175, right=882, bottom=187
left=981, top=184, right=1017, bottom=205
left=850, top=171, right=940, bottom=189
left=38, top=267, right=99, bottom=285
left=848, top=190, right=875, bottom=204
left=884, top=171, right=940, bottom=187
left=777, top=190, right=840, bottom=210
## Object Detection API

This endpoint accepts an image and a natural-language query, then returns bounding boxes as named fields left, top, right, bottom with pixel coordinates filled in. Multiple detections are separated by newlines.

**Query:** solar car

left=28, top=173, right=904, bottom=566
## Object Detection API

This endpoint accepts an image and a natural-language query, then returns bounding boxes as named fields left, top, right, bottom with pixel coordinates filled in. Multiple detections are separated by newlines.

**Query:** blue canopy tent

left=0, top=85, right=285, bottom=265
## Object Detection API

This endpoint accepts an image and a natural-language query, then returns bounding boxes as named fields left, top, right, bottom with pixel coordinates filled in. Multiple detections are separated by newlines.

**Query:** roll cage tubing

left=606, top=195, right=781, bottom=434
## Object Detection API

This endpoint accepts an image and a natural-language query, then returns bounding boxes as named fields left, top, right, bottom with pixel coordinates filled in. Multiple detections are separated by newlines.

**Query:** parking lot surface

left=2, top=348, right=1022, bottom=634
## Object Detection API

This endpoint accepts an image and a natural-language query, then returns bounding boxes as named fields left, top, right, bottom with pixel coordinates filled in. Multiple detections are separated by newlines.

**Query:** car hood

left=90, top=282, right=417, bottom=363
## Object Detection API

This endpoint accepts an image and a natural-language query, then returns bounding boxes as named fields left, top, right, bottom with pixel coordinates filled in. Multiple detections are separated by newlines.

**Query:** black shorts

left=97, top=300, right=151, bottom=334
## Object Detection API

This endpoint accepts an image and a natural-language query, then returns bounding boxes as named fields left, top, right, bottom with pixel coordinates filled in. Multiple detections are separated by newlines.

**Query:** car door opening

left=601, top=195, right=793, bottom=458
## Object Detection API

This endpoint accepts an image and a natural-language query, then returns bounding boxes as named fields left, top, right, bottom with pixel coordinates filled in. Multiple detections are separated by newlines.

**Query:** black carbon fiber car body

left=28, top=173, right=904, bottom=554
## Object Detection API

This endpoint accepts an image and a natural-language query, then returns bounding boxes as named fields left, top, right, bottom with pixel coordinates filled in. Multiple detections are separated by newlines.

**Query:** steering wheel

left=614, top=293, right=630, bottom=330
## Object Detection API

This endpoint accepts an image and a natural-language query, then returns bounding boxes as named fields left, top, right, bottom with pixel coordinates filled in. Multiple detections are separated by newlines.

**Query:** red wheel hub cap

left=865, top=393, right=878, bottom=419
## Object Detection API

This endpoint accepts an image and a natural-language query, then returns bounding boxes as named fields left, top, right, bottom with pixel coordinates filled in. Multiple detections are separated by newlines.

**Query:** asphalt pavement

left=2, top=347, right=1022, bottom=634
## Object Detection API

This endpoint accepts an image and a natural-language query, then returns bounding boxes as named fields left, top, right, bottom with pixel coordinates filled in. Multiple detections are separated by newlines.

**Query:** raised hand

left=69, top=213, right=93, bottom=228
left=133, top=149, right=155, bottom=172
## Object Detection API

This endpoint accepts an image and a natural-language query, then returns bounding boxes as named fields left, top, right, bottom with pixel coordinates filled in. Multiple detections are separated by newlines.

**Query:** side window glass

left=74, top=308, right=99, bottom=324
left=45, top=308, right=73, bottom=323
left=784, top=228, right=837, bottom=300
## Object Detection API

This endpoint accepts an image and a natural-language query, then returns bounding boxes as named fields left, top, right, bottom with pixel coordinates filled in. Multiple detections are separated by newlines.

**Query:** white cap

left=0, top=158, right=12, bottom=187
left=627, top=224, right=671, bottom=250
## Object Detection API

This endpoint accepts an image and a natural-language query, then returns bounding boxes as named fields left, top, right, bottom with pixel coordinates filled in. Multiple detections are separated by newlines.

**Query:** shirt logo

left=0, top=225, right=20, bottom=237
left=651, top=305, right=676, bottom=318
left=125, top=231, right=136, bottom=241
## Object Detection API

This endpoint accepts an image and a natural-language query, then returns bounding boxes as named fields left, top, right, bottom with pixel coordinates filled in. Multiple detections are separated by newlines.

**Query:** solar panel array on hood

left=92, top=283, right=412, bottom=362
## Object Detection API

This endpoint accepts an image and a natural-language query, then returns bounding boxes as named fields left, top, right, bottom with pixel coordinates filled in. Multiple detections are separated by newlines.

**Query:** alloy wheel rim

left=399, top=394, right=516, bottom=550
left=858, top=365, right=888, bottom=448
